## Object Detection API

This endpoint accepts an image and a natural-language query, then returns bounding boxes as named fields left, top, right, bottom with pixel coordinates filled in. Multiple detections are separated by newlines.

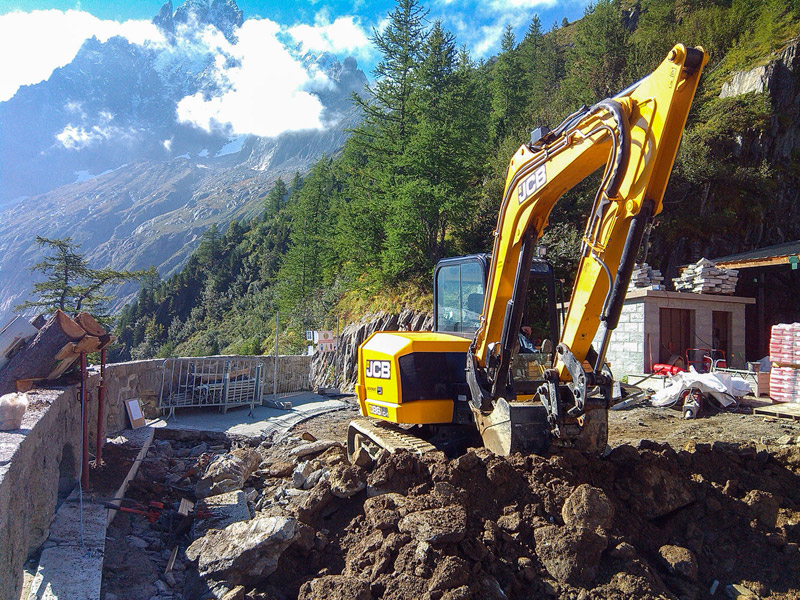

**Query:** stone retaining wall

left=0, top=387, right=81, bottom=600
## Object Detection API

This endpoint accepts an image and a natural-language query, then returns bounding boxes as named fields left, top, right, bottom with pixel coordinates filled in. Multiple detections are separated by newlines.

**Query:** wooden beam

left=715, top=256, right=789, bottom=270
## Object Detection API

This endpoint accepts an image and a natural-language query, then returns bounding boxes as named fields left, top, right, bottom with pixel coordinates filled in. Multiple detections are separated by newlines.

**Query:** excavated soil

left=100, top=399, right=800, bottom=600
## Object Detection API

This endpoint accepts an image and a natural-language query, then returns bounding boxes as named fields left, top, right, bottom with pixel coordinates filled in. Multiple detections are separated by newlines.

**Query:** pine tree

left=263, top=177, right=288, bottom=217
left=18, top=235, right=141, bottom=318
left=567, top=0, right=631, bottom=103
left=488, top=25, right=526, bottom=143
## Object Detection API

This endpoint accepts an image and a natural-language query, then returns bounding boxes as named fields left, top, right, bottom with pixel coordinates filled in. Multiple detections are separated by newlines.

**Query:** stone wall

left=310, top=310, right=432, bottom=392
left=593, top=300, right=646, bottom=377
left=0, top=387, right=80, bottom=600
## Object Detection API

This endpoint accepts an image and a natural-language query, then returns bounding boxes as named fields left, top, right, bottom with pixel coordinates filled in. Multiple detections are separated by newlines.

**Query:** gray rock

left=303, top=468, right=328, bottom=490
left=126, top=535, right=150, bottom=549
left=290, top=440, right=342, bottom=459
left=561, top=484, right=614, bottom=532
left=186, top=516, right=299, bottom=586
left=196, top=448, right=261, bottom=498
left=292, top=460, right=316, bottom=489
left=398, top=505, right=466, bottom=545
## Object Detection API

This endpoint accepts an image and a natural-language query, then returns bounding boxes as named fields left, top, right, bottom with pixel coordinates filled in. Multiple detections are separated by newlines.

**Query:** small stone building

left=591, top=289, right=755, bottom=376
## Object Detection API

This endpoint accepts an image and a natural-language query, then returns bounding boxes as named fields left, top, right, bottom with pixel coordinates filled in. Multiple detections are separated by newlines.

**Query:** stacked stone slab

left=627, top=263, right=664, bottom=292
left=672, top=258, right=738, bottom=294
left=769, top=323, right=800, bottom=403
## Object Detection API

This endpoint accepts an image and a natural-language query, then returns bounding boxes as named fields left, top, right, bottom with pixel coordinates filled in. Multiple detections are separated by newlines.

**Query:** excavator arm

left=466, top=45, right=708, bottom=450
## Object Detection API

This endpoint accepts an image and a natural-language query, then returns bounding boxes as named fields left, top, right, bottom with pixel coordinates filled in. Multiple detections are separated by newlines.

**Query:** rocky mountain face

left=0, top=0, right=367, bottom=322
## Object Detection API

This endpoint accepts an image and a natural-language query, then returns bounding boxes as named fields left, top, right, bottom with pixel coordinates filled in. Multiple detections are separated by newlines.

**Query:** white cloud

left=0, top=9, right=164, bottom=102
left=473, top=23, right=506, bottom=57
left=56, top=112, right=136, bottom=149
left=175, top=18, right=329, bottom=138
left=288, top=15, right=372, bottom=59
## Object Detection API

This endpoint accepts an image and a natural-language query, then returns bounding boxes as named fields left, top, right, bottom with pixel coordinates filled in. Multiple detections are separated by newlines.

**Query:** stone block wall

left=0, top=352, right=312, bottom=599
left=592, top=300, right=646, bottom=377
left=0, top=387, right=80, bottom=600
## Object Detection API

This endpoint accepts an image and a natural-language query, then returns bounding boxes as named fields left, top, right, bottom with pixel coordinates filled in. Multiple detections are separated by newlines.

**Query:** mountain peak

left=154, top=0, right=243, bottom=43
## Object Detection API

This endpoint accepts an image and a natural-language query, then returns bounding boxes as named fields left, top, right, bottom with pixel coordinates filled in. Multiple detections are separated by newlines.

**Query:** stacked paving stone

left=769, top=323, right=800, bottom=403
left=627, top=263, right=664, bottom=292
left=672, top=258, right=738, bottom=294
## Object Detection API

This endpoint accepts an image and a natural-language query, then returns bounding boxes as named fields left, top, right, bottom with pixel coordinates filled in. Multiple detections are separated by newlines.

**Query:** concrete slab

left=27, top=490, right=106, bottom=600
left=26, top=426, right=155, bottom=600
left=150, top=391, right=349, bottom=439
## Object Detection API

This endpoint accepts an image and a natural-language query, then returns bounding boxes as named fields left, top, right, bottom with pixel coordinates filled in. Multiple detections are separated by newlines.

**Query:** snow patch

left=215, top=134, right=246, bottom=157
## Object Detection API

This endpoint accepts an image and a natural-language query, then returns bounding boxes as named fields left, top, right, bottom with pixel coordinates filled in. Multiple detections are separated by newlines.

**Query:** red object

left=652, top=363, right=684, bottom=376
left=96, top=348, right=106, bottom=466
left=80, top=352, right=89, bottom=489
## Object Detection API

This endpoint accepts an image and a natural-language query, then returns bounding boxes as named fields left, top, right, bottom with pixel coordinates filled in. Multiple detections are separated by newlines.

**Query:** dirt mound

left=260, top=441, right=800, bottom=600
left=103, top=429, right=800, bottom=600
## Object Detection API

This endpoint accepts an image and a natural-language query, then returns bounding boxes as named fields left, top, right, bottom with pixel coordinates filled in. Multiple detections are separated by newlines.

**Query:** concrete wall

left=0, top=353, right=311, bottom=599
left=593, top=290, right=755, bottom=376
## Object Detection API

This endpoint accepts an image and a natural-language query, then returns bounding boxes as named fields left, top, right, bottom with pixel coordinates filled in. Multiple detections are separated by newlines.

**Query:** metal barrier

left=158, top=357, right=264, bottom=419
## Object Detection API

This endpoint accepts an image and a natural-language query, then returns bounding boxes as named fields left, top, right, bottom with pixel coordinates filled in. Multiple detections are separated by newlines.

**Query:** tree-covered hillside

left=112, top=0, right=800, bottom=361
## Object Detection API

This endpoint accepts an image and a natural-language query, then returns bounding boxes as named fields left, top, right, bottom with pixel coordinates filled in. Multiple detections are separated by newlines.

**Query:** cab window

left=435, top=262, right=485, bottom=334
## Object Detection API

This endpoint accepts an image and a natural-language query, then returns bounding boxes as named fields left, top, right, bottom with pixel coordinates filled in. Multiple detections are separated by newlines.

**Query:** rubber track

left=348, top=418, right=437, bottom=455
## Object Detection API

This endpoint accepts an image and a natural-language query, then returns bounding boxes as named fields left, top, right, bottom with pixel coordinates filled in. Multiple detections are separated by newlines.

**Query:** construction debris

left=102, top=427, right=800, bottom=600
left=672, top=258, right=739, bottom=295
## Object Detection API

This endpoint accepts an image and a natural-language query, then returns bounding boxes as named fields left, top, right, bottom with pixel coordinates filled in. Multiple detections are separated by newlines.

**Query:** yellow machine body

left=356, top=331, right=470, bottom=425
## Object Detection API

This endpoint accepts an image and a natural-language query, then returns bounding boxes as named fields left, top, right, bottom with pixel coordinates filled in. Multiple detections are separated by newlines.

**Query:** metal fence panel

left=158, top=356, right=264, bottom=418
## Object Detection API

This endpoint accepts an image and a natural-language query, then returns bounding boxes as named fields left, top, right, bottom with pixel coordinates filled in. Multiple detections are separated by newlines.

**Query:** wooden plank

left=54, top=342, right=78, bottom=360
left=754, top=403, right=800, bottom=421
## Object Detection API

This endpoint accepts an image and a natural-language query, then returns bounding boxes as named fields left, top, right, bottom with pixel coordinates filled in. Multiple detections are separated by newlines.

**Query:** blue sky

left=0, top=0, right=591, bottom=135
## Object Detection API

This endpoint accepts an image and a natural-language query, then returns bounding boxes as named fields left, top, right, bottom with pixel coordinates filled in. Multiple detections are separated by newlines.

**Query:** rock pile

left=105, top=431, right=800, bottom=600
left=672, top=258, right=739, bottom=295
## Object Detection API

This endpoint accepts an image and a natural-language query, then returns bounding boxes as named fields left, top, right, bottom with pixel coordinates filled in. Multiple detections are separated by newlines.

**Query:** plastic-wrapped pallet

left=769, top=323, right=800, bottom=402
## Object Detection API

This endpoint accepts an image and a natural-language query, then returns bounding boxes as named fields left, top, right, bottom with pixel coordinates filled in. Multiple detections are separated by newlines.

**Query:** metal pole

left=273, top=311, right=279, bottom=401
left=80, top=352, right=89, bottom=489
left=95, top=348, right=106, bottom=466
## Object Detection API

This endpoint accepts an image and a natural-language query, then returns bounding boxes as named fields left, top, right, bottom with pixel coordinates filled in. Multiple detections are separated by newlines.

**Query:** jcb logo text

left=366, top=360, right=391, bottom=379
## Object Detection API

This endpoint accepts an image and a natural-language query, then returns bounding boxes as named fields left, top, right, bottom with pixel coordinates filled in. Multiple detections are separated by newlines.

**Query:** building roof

left=712, top=239, right=800, bottom=269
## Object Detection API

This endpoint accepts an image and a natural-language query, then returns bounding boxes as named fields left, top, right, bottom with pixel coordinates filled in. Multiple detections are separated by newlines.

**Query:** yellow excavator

left=349, top=44, right=708, bottom=458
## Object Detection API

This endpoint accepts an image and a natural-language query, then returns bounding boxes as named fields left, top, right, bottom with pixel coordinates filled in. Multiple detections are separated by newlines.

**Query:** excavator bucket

left=473, top=399, right=550, bottom=456
left=473, top=398, right=609, bottom=456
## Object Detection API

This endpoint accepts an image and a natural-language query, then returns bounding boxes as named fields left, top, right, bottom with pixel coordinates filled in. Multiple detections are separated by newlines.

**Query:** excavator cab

left=434, top=253, right=560, bottom=395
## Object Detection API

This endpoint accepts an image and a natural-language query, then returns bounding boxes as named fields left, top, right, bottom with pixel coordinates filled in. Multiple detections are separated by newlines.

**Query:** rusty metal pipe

left=95, top=348, right=106, bottom=465
left=80, top=352, right=89, bottom=489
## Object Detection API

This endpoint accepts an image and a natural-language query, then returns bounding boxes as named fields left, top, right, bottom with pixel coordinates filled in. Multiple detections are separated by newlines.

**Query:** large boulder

left=561, top=484, right=614, bottom=532
left=196, top=447, right=261, bottom=498
left=534, top=524, right=607, bottom=587
left=185, top=516, right=299, bottom=586
left=298, top=575, right=372, bottom=600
